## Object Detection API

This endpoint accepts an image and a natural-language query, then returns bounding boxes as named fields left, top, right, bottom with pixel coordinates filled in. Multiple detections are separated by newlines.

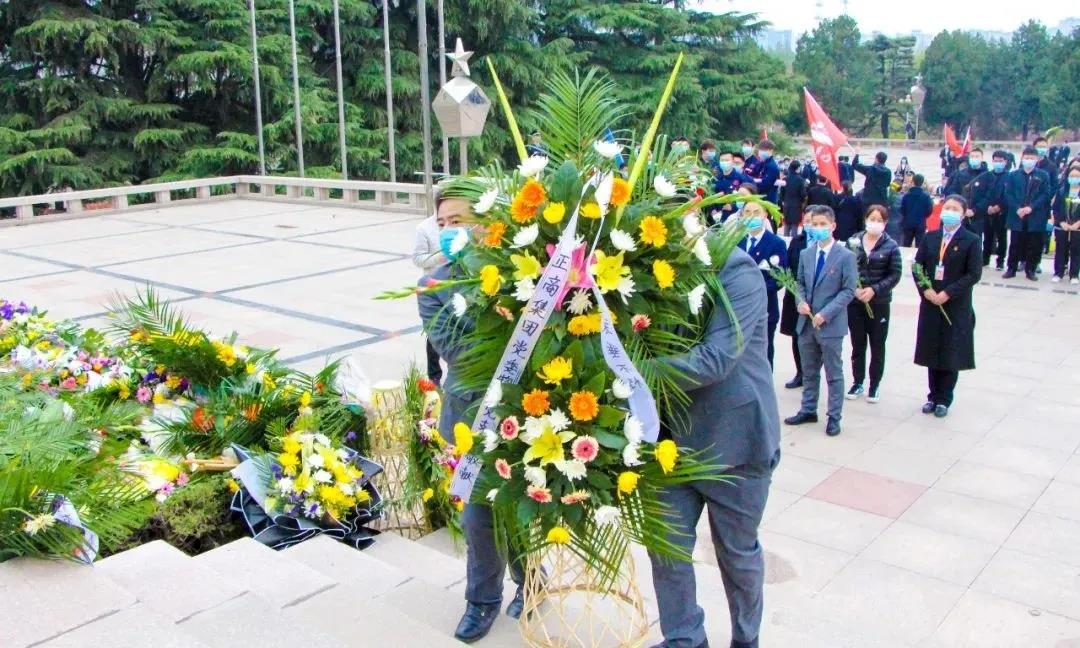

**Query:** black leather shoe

left=934, top=404, right=949, bottom=418
left=1002, top=270, right=1016, bottom=279
left=825, top=417, right=841, bottom=436
left=784, top=411, right=818, bottom=425
left=784, top=374, right=803, bottom=389
left=648, top=640, right=710, bottom=648
left=505, top=585, right=525, bottom=620
left=921, top=401, right=936, bottom=414
left=1026, top=271, right=1038, bottom=281
left=454, top=602, right=501, bottom=643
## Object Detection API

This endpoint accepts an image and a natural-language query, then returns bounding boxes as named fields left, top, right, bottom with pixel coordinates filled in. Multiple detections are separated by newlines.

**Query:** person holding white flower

left=738, top=201, right=788, bottom=369
left=412, top=186, right=457, bottom=385
left=845, top=204, right=902, bottom=403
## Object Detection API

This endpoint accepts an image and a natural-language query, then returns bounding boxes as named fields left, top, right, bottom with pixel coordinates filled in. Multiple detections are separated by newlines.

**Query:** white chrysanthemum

left=277, top=477, right=294, bottom=492
left=521, top=416, right=546, bottom=443
left=555, top=459, right=587, bottom=481
left=622, top=442, right=643, bottom=467
left=483, top=381, right=502, bottom=407
left=593, top=140, right=622, bottom=159
left=451, top=293, right=468, bottom=317
left=682, top=214, right=705, bottom=238
left=514, top=279, right=536, bottom=302
left=566, top=289, right=592, bottom=315
left=313, top=469, right=333, bottom=483
left=848, top=237, right=862, bottom=249
left=594, top=505, right=621, bottom=527
left=612, top=378, right=632, bottom=399
left=512, top=223, right=539, bottom=248
left=594, top=173, right=614, bottom=215
left=449, top=228, right=469, bottom=255
left=308, top=453, right=325, bottom=468
left=769, top=255, right=781, bottom=266
left=474, top=188, right=498, bottom=214
left=693, top=237, right=712, bottom=265
left=653, top=174, right=677, bottom=198
left=548, top=409, right=571, bottom=432
left=486, top=488, right=499, bottom=502
left=524, top=466, right=547, bottom=487
left=22, top=513, right=56, bottom=536
left=610, top=229, right=637, bottom=252
left=314, top=433, right=331, bottom=446
left=338, top=482, right=355, bottom=496
left=758, top=259, right=772, bottom=271
left=624, top=416, right=644, bottom=444
left=688, top=284, right=707, bottom=315
left=616, top=275, right=636, bottom=302
left=518, top=156, right=549, bottom=177
left=483, top=429, right=499, bottom=453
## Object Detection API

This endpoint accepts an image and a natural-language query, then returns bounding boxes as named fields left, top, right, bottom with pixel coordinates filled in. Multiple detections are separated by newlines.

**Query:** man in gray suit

left=648, top=246, right=781, bottom=648
left=417, top=198, right=525, bottom=643
left=784, top=204, right=858, bottom=436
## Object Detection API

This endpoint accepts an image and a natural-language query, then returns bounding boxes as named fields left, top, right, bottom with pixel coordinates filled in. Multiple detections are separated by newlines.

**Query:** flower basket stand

left=367, top=381, right=430, bottom=539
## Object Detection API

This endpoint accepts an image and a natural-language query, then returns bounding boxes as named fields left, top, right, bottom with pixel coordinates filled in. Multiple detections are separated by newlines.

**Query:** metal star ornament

left=448, top=37, right=473, bottom=78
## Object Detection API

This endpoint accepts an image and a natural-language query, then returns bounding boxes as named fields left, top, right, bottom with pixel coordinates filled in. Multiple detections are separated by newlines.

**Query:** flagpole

left=332, top=0, right=348, bottom=180
left=382, top=0, right=396, bottom=183
left=437, top=0, right=450, bottom=175
left=247, top=0, right=266, bottom=176
left=287, top=0, right=305, bottom=177
left=418, top=0, right=434, bottom=209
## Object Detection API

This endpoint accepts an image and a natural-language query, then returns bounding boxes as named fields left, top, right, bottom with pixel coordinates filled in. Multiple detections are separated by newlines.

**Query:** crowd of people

left=408, top=135, right=1077, bottom=648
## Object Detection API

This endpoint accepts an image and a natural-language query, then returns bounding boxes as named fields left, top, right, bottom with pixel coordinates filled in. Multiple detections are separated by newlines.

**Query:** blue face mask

left=758, top=151, right=772, bottom=160
left=992, top=161, right=1006, bottom=173
left=1068, top=177, right=1080, bottom=186
left=744, top=217, right=763, bottom=231
left=1036, top=147, right=1048, bottom=157
left=1022, top=158, right=1036, bottom=171
left=940, top=210, right=963, bottom=228
left=718, top=160, right=733, bottom=173
left=439, top=227, right=465, bottom=260
left=807, top=226, right=832, bottom=242
left=703, top=150, right=716, bottom=161
left=741, top=146, right=753, bottom=157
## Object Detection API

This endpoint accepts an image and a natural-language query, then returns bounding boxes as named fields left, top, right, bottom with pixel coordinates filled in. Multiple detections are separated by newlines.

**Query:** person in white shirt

left=413, top=187, right=453, bottom=384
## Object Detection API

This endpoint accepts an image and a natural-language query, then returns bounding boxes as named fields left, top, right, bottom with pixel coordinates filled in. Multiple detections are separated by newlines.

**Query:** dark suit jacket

left=417, top=264, right=477, bottom=441
left=740, top=230, right=788, bottom=320
left=1005, top=168, right=1053, bottom=232
left=659, top=248, right=780, bottom=468
left=795, top=242, right=857, bottom=337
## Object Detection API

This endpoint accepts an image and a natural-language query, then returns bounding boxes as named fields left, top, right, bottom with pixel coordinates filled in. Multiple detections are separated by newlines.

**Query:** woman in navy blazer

left=738, top=201, right=788, bottom=369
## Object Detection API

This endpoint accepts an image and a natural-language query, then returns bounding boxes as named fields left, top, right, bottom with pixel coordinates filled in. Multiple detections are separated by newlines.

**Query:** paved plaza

left=3, top=193, right=1080, bottom=646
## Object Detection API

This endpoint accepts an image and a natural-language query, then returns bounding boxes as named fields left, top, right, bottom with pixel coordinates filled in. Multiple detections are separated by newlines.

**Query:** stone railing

left=789, top=136, right=1027, bottom=153
left=0, top=175, right=430, bottom=224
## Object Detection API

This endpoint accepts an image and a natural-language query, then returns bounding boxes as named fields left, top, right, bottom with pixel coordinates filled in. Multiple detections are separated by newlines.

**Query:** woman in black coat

left=780, top=206, right=810, bottom=388
left=780, top=161, right=807, bottom=237
left=913, top=194, right=982, bottom=417
left=845, top=204, right=903, bottom=403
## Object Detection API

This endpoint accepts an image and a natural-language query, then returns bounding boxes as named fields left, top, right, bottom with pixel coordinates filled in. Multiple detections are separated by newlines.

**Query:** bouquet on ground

left=384, top=61, right=779, bottom=582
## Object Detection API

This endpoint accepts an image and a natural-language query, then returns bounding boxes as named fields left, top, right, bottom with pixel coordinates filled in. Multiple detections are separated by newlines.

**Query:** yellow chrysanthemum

left=213, top=341, right=237, bottom=367
left=293, top=472, right=311, bottom=492
left=543, top=202, right=566, bottom=224
left=538, top=356, right=573, bottom=386
left=653, top=259, right=676, bottom=289
left=592, top=250, right=630, bottom=293
left=610, top=177, right=631, bottom=207
left=480, top=265, right=504, bottom=296
left=546, top=526, right=571, bottom=545
left=522, top=389, right=551, bottom=416
left=453, top=422, right=474, bottom=456
left=227, top=478, right=240, bottom=493
left=655, top=439, right=678, bottom=474
left=639, top=216, right=668, bottom=248
left=283, top=435, right=301, bottom=456
left=165, top=375, right=182, bottom=390
left=567, top=313, right=601, bottom=336
left=568, top=390, right=600, bottom=422
left=581, top=202, right=601, bottom=219
left=278, top=452, right=300, bottom=476
left=510, top=253, right=542, bottom=281
left=422, top=487, right=435, bottom=502
left=300, top=391, right=312, bottom=408
left=617, top=471, right=640, bottom=497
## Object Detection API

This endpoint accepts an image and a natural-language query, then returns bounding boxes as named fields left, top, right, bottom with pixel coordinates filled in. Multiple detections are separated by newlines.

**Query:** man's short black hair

left=807, top=204, right=836, bottom=222
left=969, top=147, right=983, bottom=155
left=839, top=155, right=849, bottom=162
left=942, top=193, right=968, bottom=212
left=758, top=139, right=775, bottom=151
left=1022, top=146, right=1039, bottom=157
left=992, top=150, right=1008, bottom=161
left=699, top=139, right=716, bottom=151
left=875, top=151, right=888, bottom=164
left=733, top=152, right=745, bottom=162
left=913, top=174, right=925, bottom=187
left=1033, top=136, right=1048, bottom=145
left=741, top=139, right=754, bottom=147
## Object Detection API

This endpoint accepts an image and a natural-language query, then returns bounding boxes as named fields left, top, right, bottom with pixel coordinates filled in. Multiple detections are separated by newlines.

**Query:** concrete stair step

left=413, top=526, right=465, bottom=560
left=39, top=604, right=212, bottom=648
left=178, top=593, right=338, bottom=647
left=287, top=582, right=468, bottom=647
left=96, top=540, right=245, bottom=622
left=376, top=576, right=524, bottom=647
left=364, top=530, right=466, bottom=588
left=284, top=535, right=410, bottom=599
left=194, top=538, right=336, bottom=608
left=0, top=558, right=136, bottom=647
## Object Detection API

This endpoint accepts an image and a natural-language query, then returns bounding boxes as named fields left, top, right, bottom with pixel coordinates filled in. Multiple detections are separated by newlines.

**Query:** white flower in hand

left=653, top=174, right=677, bottom=198
left=769, top=255, right=780, bottom=266
left=474, top=188, right=498, bottom=214
left=848, top=237, right=862, bottom=249
left=518, top=156, right=549, bottom=178
left=758, top=259, right=771, bottom=270
left=688, top=284, right=707, bottom=315
left=512, top=223, right=539, bottom=248
left=593, top=140, right=622, bottom=159
left=451, top=293, right=468, bottom=317
left=610, top=229, right=637, bottom=252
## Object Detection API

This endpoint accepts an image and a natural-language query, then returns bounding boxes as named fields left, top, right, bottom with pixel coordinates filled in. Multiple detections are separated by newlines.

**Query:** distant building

left=755, top=28, right=794, bottom=52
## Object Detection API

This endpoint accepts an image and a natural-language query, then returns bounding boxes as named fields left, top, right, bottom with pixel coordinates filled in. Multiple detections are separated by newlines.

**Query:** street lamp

left=909, top=75, right=926, bottom=143
left=432, top=39, right=491, bottom=175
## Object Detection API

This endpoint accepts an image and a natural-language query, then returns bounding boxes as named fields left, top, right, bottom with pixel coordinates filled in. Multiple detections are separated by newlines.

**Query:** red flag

left=944, top=124, right=964, bottom=156
left=803, top=88, right=848, bottom=190
left=760, top=127, right=769, bottom=142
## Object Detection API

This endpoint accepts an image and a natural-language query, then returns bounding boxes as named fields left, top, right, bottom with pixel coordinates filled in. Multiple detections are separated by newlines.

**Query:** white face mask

left=865, top=221, right=885, bottom=236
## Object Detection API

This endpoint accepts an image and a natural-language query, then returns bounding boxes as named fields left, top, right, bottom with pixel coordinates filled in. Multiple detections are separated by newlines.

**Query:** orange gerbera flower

left=483, top=222, right=507, bottom=247
left=518, top=179, right=547, bottom=208
left=510, top=194, right=538, bottom=223
left=568, top=390, right=600, bottom=422
left=522, top=389, right=551, bottom=416
left=610, top=177, right=631, bottom=207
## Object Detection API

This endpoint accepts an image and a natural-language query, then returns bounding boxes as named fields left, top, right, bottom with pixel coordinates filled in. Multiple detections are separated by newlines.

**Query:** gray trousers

left=648, top=453, right=779, bottom=647
left=798, top=328, right=845, bottom=420
left=463, top=503, right=524, bottom=605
